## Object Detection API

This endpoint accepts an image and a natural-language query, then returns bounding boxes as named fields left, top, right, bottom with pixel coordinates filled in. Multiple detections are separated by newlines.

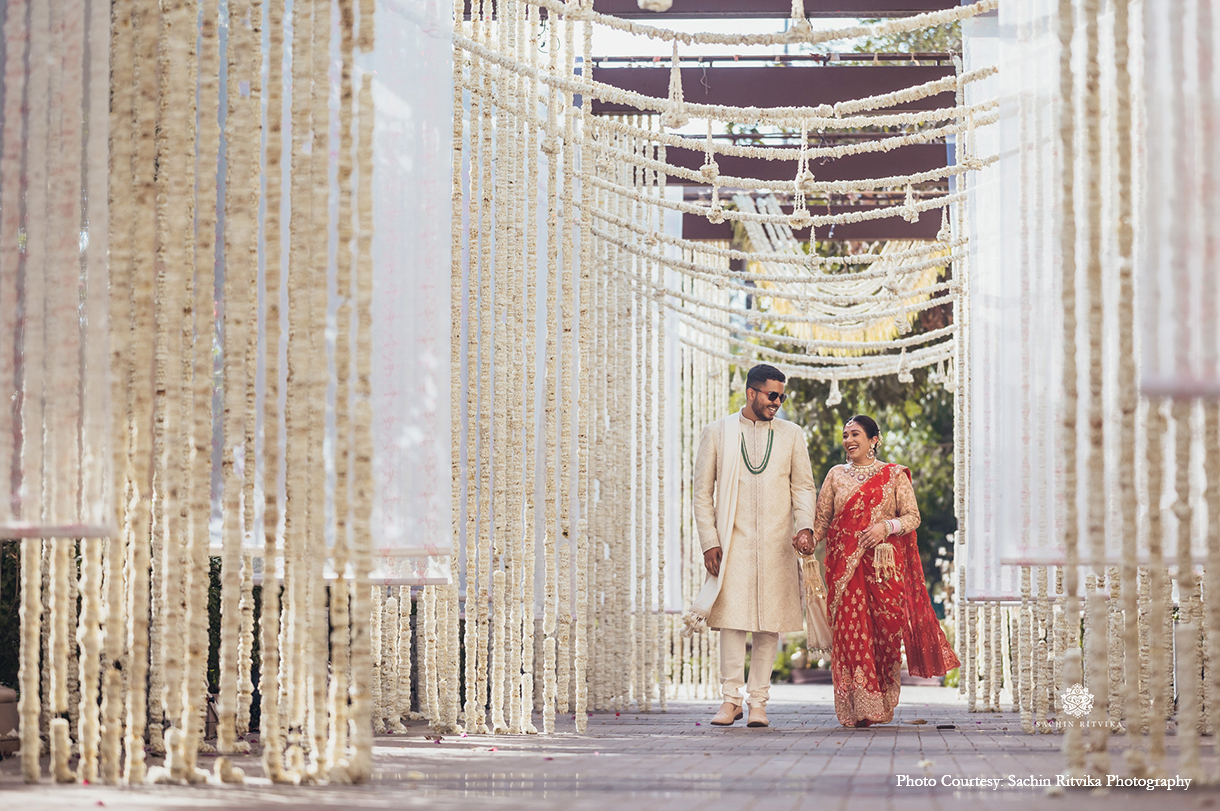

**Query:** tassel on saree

left=873, top=542, right=898, bottom=583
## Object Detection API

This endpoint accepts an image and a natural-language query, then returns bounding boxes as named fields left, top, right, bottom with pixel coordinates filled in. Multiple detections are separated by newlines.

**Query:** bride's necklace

left=845, top=458, right=882, bottom=482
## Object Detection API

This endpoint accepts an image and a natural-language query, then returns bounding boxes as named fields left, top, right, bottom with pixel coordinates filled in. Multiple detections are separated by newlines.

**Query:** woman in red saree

left=810, top=415, right=959, bottom=728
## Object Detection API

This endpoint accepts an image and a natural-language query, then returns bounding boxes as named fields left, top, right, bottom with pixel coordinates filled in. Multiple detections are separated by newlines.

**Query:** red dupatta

left=825, top=464, right=959, bottom=679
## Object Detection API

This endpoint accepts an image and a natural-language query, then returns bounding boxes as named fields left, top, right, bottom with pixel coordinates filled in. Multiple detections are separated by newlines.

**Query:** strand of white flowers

left=152, top=0, right=195, bottom=767
left=680, top=313, right=954, bottom=363
left=1051, top=568, right=1063, bottom=720
left=1107, top=0, right=1143, bottom=749
left=1106, top=567, right=1121, bottom=732
left=604, top=230, right=963, bottom=287
left=677, top=334, right=953, bottom=380
left=281, top=0, right=314, bottom=771
left=673, top=302, right=955, bottom=370
left=1145, top=399, right=1168, bottom=768
left=992, top=603, right=1002, bottom=712
left=350, top=37, right=379, bottom=763
left=518, top=0, right=540, bottom=735
left=307, top=0, right=333, bottom=773
left=595, top=109, right=996, bottom=172
left=179, top=0, right=220, bottom=780
left=488, top=0, right=512, bottom=735
left=646, top=117, right=660, bottom=713
left=617, top=265, right=958, bottom=328
left=21, top=16, right=49, bottom=761
left=600, top=138, right=998, bottom=195
left=99, top=0, right=135, bottom=780
left=1084, top=590, right=1109, bottom=765
left=18, top=534, right=42, bottom=781
left=598, top=230, right=958, bottom=304
left=681, top=290, right=695, bottom=698
left=383, top=591, right=403, bottom=732
left=472, top=0, right=495, bottom=734
left=323, top=0, right=356, bottom=778
left=1206, top=400, right=1220, bottom=762
left=588, top=155, right=604, bottom=713
left=1134, top=565, right=1150, bottom=740
left=450, top=0, right=471, bottom=736
left=237, top=9, right=261, bottom=732
left=120, top=0, right=160, bottom=782
left=424, top=587, right=438, bottom=722
left=0, top=0, right=23, bottom=534
left=653, top=115, right=668, bottom=714
left=597, top=204, right=964, bottom=267
left=1054, top=0, right=1083, bottom=768
left=237, top=0, right=262, bottom=751
left=461, top=0, right=483, bottom=735
left=557, top=10, right=579, bottom=720
left=539, top=11, right=561, bottom=735
left=1033, top=567, right=1049, bottom=732
left=1019, top=568, right=1032, bottom=733
left=631, top=117, right=646, bottom=711
left=454, top=26, right=996, bottom=124
left=637, top=115, right=654, bottom=714
left=397, top=588, right=414, bottom=725
left=218, top=0, right=257, bottom=758
left=591, top=171, right=965, bottom=228
left=1165, top=0, right=1203, bottom=778
left=614, top=137, right=631, bottom=711
left=445, top=585, right=463, bottom=730
left=258, top=0, right=287, bottom=781
left=1198, top=0, right=1220, bottom=770
left=980, top=603, right=991, bottom=712
left=505, top=0, right=527, bottom=734
left=573, top=4, right=593, bottom=731
left=1078, top=0, right=1111, bottom=769
left=47, top=0, right=83, bottom=774
left=370, top=587, right=384, bottom=733
left=526, top=0, right=995, bottom=48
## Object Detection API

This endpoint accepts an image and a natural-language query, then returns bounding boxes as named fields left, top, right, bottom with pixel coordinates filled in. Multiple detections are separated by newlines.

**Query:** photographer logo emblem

left=1062, top=683, right=1094, bottom=718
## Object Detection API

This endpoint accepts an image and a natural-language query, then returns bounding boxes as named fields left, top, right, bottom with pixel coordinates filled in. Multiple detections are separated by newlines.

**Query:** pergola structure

left=3, top=0, right=1219, bottom=794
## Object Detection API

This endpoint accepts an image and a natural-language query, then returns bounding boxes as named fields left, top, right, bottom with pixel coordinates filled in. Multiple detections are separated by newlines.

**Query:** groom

left=692, top=363, right=817, bottom=728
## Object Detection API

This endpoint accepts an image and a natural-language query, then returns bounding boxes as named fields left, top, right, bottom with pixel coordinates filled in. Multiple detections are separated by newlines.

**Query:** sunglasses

left=748, top=387, right=787, bottom=404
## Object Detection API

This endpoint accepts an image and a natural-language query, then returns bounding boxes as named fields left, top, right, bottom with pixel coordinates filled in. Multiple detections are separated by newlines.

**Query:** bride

left=809, top=415, right=959, bottom=728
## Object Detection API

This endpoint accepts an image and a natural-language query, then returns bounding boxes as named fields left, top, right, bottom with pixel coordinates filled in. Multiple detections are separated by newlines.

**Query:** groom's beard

left=751, top=399, right=775, bottom=421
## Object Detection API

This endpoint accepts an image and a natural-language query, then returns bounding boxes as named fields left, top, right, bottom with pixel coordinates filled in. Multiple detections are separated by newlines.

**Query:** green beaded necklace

left=740, top=428, right=774, bottom=475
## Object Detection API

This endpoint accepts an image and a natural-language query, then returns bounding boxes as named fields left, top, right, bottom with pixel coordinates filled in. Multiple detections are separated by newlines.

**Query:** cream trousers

left=719, top=628, right=779, bottom=707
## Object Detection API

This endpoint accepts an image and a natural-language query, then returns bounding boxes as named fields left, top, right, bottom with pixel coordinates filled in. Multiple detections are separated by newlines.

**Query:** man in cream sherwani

left=692, top=363, right=817, bottom=728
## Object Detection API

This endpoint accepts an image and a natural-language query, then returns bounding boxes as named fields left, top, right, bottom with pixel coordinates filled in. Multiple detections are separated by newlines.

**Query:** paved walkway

left=2, top=684, right=1216, bottom=809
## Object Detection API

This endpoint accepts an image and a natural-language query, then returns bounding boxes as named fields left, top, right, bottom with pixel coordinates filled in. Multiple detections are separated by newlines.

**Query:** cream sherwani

left=693, top=410, right=817, bottom=634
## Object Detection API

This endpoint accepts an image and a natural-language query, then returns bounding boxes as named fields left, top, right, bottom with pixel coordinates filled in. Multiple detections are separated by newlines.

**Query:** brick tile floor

left=2, top=684, right=1216, bottom=809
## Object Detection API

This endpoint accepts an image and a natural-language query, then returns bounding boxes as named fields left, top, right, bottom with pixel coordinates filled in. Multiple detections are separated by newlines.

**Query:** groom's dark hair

left=746, top=364, right=785, bottom=389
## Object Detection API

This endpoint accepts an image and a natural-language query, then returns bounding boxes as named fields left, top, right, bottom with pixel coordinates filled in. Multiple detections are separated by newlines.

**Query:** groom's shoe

left=710, top=702, right=744, bottom=726
left=746, top=705, right=770, bottom=728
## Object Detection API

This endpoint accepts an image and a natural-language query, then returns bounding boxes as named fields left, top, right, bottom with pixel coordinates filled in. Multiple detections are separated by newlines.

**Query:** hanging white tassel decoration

left=937, top=205, right=951, bottom=242
left=825, top=376, right=842, bottom=407
left=660, top=41, right=689, bottom=130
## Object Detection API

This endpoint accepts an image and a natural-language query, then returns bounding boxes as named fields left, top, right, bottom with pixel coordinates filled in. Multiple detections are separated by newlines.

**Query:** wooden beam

left=682, top=205, right=941, bottom=240
left=663, top=142, right=948, bottom=184
left=591, top=66, right=954, bottom=114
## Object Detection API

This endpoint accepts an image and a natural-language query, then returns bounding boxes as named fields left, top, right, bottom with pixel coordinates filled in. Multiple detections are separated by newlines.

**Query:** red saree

left=824, top=464, right=959, bottom=726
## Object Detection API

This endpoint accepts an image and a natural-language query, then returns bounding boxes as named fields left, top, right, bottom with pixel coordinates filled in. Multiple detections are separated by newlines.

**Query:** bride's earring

left=868, top=444, right=876, bottom=458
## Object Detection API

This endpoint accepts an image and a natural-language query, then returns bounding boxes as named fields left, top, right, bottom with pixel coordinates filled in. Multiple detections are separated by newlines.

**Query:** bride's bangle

left=885, top=519, right=900, bottom=535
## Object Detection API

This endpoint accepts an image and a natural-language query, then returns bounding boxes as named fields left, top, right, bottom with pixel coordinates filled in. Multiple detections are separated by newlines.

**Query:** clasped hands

left=791, top=528, right=817, bottom=557
left=702, top=530, right=819, bottom=578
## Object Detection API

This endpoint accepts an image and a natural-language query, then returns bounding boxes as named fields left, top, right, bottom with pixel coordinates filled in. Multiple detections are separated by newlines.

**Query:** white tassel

left=825, top=377, right=842, bottom=407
